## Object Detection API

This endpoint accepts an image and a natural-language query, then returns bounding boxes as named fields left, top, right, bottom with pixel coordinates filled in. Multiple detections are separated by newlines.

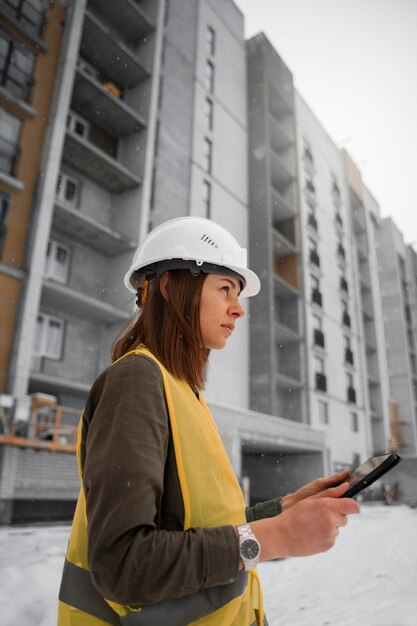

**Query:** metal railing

left=0, top=52, right=34, bottom=102
left=0, top=136, right=19, bottom=175
left=0, top=404, right=79, bottom=453
left=2, top=0, right=46, bottom=40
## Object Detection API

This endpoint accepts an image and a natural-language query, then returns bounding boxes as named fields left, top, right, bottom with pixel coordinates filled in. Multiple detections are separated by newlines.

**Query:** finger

left=320, top=494, right=360, bottom=515
left=327, top=469, right=351, bottom=484
left=311, top=481, right=351, bottom=499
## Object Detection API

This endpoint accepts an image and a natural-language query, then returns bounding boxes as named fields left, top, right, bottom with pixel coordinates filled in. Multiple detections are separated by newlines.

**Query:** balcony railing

left=0, top=403, right=78, bottom=453
left=0, top=136, right=19, bottom=175
left=312, top=288, right=322, bottom=307
left=0, top=53, right=34, bottom=102
left=315, top=372, right=327, bottom=392
left=2, top=0, right=46, bottom=40
left=314, top=329, right=325, bottom=348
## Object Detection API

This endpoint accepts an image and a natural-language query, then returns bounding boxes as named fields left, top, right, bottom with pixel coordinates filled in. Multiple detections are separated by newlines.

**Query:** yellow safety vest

left=58, top=347, right=265, bottom=626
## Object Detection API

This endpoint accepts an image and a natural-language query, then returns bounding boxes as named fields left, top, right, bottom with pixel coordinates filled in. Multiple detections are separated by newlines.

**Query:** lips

left=221, top=324, right=235, bottom=333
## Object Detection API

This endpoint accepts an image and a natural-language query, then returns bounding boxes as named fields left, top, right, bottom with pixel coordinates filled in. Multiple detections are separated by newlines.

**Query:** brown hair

left=111, top=270, right=209, bottom=390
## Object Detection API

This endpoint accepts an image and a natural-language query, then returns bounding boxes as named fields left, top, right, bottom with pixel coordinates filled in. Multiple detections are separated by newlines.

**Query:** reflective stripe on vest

left=59, top=559, right=249, bottom=626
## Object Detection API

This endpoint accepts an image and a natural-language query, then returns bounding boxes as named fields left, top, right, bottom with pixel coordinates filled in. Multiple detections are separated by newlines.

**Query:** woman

left=58, top=217, right=358, bottom=626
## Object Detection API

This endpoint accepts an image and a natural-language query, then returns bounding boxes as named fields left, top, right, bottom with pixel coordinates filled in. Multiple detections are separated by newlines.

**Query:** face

left=199, top=274, right=245, bottom=349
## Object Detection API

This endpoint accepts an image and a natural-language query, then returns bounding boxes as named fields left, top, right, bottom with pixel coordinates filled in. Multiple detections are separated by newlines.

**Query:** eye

left=221, top=285, right=230, bottom=294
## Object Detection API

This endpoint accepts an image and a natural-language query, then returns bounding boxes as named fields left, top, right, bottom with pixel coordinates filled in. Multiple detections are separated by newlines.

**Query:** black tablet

left=340, top=453, right=402, bottom=498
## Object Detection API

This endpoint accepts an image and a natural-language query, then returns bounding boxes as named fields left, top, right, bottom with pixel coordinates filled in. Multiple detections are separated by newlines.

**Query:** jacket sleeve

left=245, top=498, right=282, bottom=522
left=82, top=354, right=240, bottom=607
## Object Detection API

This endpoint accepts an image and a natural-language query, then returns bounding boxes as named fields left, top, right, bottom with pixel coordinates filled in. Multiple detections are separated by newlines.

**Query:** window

left=0, top=30, right=35, bottom=101
left=204, top=97, right=214, bottom=132
left=34, top=313, right=64, bottom=360
left=203, top=137, right=212, bottom=174
left=45, top=240, right=71, bottom=284
left=67, top=111, right=89, bottom=138
left=206, top=26, right=216, bottom=56
left=309, top=236, right=320, bottom=266
left=318, top=400, right=328, bottom=424
left=56, top=172, right=80, bottom=208
left=205, top=60, right=215, bottom=93
left=347, top=372, right=356, bottom=403
left=202, top=179, right=211, bottom=218
left=315, top=356, right=327, bottom=392
left=351, top=412, right=359, bottom=432
left=331, top=176, right=341, bottom=206
left=302, top=142, right=314, bottom=174
left=313, top=314, right=325, bottom=348
left=311, top=275, right=322, bottom=307
left=0, top=191, right=10, bottom=257
left=0, top=107, right=21, bottom=175
left=341, top=299, right=350, bottom=327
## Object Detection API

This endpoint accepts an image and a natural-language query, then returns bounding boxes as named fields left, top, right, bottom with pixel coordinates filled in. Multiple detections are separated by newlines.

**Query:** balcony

left=80, top=10, right=151, bottom=89
left=1, top=0, right=47, bottom=45
left=41, top=280, right=132, bottom=324
left=272, top=228, right=297, bottom=259
left=342, top=311, right=351, bottom=328
left=0, top=136, right=19, bottom=176
left=309, top=249, right=320, bottom=267
left=312, top=288, right=322, bottom=307
left=88, top=0, right=155, bottom=45
left=72, top=65, right=146, bottom=138
left=271, top=185, right=296, bottom=222
left=315, top=372, right=327, bottom=392
left=347, top=386, right=357, bottom=404
left=345, top=348, right=354, bottom=365
left=53, top=200, right=137, bottom=255
left=0, top=52, right=34, bottom=103
left=268, top=116, right=296, bottom=174
left=63, top=129, right=142, bottom=193
left=314, top=329, right=325, bottom=349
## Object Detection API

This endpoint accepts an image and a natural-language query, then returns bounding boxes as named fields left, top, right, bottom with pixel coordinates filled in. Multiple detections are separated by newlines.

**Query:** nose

left=230, top=299, right=244, bottom=319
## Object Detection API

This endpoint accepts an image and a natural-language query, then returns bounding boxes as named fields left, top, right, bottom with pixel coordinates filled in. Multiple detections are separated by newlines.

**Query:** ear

left=159, top=272, right=170, bottom=302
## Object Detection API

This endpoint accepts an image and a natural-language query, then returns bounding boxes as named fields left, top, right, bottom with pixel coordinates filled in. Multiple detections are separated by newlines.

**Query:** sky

left=233, top=0, right=417, bottom=246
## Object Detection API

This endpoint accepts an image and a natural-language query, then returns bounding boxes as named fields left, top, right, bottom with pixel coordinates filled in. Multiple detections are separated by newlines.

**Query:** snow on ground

left=0, top=505, right=416, bottom=626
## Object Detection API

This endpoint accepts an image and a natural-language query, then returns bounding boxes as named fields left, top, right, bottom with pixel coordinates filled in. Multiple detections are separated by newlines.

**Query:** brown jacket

left=80, top=353, right=281, bottom=607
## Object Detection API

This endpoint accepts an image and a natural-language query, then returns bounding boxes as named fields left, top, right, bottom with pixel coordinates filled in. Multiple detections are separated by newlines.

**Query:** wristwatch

left=236, top=523, right=261, bottom=570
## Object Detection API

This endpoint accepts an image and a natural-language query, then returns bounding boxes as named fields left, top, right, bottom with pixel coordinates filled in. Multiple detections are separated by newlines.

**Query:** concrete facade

left=376, top=218, right=417, bottom=455
left=296, top=95, right=369, bottom=471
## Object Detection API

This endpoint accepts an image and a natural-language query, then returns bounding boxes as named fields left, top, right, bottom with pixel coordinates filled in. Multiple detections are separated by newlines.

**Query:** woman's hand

left=250, top=480, right=359, bottom=563
left=281, top=469, right=351, bottom=511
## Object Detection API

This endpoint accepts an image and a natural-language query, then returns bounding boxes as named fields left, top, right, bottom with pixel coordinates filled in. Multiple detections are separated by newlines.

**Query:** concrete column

left=7, top=0, right=86, bottom=399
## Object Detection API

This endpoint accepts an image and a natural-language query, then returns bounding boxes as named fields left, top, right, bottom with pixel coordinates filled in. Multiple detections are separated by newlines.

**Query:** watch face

left=241, top=538, right=260, bottom=560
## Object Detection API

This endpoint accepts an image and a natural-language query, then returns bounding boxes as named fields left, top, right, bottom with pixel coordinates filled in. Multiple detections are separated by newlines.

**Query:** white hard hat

left=124, top=217, right=260, bottom=297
